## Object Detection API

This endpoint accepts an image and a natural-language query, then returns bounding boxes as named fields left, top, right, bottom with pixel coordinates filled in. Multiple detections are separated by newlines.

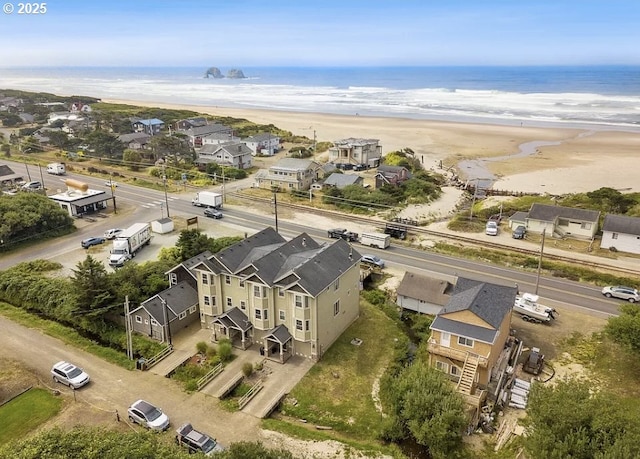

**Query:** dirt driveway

left=0, top=315, right=260, bottom=444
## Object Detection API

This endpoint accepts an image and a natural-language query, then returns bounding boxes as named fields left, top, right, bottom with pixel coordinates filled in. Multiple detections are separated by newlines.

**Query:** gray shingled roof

left=212, top=307, right=252, bottom=332
left=182, top=124, right=231, bottom=136
left=333, top=138, right=379, bottom=147
left=291, top=239, right=361, bottom=297
left=509, top=211, right=528, bottom=223
left=250, top=233, right=321, bottom=285
left=118, top=132, right=151, bottom=143
left=137, top=281, right=198, bottom=325
left=528, top=203, right=600, bottom=223
left=244, top=132, right=279, bottom=142
left=439, top=277, right=516, bottom=330
left=430, top=316, right=498, bottom=344
left=324, top=173, right=363, bottom=188
left=271, top=158, right=315, bottom=171
left=397, top=272, right=453, bottom=305
left=264, top=324, right=292, bottom=344
left=166, top=251, right=213, bottom=278
left=602, top=214, right=640, bottom=235
left=215, top=227, right=287, bottom=273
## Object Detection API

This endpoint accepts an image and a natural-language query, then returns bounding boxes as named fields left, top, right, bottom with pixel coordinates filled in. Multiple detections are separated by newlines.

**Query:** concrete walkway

left=148, top=323, right=212, bottom=377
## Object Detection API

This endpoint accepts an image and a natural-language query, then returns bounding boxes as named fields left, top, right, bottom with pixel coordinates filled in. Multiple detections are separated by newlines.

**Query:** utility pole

left=162, top=164, right=170, bottom=218
left=161, top=297, right=172, bottom=346
left=109, top=173, right=117, bottom=214
left=534, top=229, right=546, bottom=295
left=124, top=296, right=133, bottom=360
left=38, top=164, right=45, bottom=190
left=272, top=189, right=279, bottom=233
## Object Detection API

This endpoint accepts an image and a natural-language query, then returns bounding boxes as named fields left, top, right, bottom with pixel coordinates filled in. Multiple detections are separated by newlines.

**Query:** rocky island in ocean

left=204, top=67, right=246, bottom=79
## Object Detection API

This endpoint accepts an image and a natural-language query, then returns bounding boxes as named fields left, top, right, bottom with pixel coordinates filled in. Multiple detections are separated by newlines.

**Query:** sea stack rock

left=204, top=67, right=223, bottom=79
left=226, top=69, right=246, bottom=79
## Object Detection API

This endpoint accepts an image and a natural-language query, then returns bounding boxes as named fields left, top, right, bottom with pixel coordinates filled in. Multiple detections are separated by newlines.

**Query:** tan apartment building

left=189, top=227, right=362, bottom=362
left=328, top=138, right=382, bottom=167
left=253, top=158, right=320, bottom=191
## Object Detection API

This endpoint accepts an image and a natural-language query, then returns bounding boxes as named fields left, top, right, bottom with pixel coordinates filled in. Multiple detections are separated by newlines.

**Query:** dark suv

left=512, top=225, right=526, bottom=239
left=175, top=423, right=225, bottom=455
left=327, top=228, right=358, bottom=242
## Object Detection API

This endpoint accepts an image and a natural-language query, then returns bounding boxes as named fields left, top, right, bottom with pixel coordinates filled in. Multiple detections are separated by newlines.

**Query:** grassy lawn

left=277, top=298, right=404, bottom=456
left=0, top=388, right=63, bottom=445
left=0, top=302, right=135, bottom=370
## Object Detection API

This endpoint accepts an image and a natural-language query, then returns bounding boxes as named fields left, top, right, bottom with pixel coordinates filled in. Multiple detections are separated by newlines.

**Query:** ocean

left=1, top=66, right=640, bottom=129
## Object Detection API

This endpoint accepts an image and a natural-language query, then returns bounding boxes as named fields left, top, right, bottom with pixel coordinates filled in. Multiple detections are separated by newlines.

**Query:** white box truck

left=46, top=163, right=66, bottom=175
left=360, top=232, right=391, bottom=249
left=191, top=191, right=223, bottom=208
left=109, top=223, right=151, bottom=267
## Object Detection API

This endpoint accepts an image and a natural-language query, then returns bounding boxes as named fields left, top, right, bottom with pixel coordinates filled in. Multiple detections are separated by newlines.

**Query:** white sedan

left=105, top=180, right=118, bottom=188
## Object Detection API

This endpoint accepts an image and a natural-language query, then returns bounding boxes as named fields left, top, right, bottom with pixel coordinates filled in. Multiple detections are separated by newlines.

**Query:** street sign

left=186, top=217, right=198, bottom=226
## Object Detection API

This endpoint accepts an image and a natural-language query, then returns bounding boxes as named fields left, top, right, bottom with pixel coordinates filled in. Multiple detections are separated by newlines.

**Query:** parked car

left=361, top=254, right=385, bottom=268
left=175, top=423, right=225, bottom=455
left=485, top=221, right=499, bottom=236
left=602, top=285, right=640, bottom=303
left=327, top=228, right=358, bottom=242
left=81, top=236, right=106, bottom=248
left=128, top=399, right=170, bottom=431
left=21, top=181, right=43, bottom=191
left=51, top=361, right=90, bottom=389
left=204, top=207, right=223, bottom=219
left=104, top=228, right=124, bottom=240
left=105, top=180, right=118, bottom=187
left=512, top=225, right=527, bottom=239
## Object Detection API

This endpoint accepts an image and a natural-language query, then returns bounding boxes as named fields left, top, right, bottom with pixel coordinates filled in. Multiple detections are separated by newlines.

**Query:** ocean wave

left=2, top=68, right=640, bottom=129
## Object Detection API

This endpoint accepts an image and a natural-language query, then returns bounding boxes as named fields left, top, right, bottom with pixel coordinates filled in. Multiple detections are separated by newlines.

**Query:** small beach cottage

left=600, top=214, right=640, bottom=255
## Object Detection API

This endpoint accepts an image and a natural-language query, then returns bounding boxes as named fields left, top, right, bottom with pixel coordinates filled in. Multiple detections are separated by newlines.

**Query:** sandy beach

left=105, top=98, right=640, bottom=195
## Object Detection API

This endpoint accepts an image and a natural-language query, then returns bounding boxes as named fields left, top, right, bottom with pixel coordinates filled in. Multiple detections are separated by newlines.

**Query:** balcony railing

left=428, top=341, right=489, bottom=367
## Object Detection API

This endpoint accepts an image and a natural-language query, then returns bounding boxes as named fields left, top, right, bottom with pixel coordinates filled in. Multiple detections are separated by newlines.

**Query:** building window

left=225, top=275, right=231, bottom=285
left=458, top=336, right=474, bottom=348
left=203, top=296, right=210, bottom=306
left=239, top=279, right=245, bottom=288
left=201, top=273, right=208, bottom=285
left=450, top=366, right=460, bottom=376
left=169, top=273, right=177, bottom=286
left=189, top=306, right=197, bottom=314
left=179, top=312, right=187, bottom=320
left=263, top=309, right=268, bottom=320
left=295, top=295, right=303, bottom=308
left=144, top=319, right=149, bottom=325
left=334, top=300, right=340, bottom=316
left=226, top=297, right=232, bottom=307
left=305, top=320, right=310, bottom=331
left=436, top=361, right=449, bottom=373
left=150, top=319, right=158, bottom=326
left=254, top=285, right=262, bottom=297
left=580, top=222, right=592, bottom=230
left=279, top=310, right=285, bottom=321
left=255, top=309, right=262, bottom=320
left=296, top=319, right=303, bottom=331
left=135, top=315, right=142, bottom=324
left=211, top=296, right=216, bottom=306
left=612, top=232, right=618, bottom=240
left=334, top=278, right=339, bottom=290
left=278, top=287, right=285, bottom=297
left=240, top=301, right=246, bottom=310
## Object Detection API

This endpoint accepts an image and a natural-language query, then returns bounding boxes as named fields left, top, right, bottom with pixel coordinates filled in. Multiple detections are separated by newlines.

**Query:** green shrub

left=206, top=346, right=217, bottom=359
left=196, top=341, right=208, bottom=355
left=217, top=340, right=233, bottom=362
left=242, top=362, right=254, bottom=377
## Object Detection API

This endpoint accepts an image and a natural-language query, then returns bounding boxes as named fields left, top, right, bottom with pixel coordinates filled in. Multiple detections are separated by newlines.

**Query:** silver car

left=128, top=399, right=170, bottom=431
left=602, top=285, right=640, bottom=303
left=51, top=361, right=90, bottom=389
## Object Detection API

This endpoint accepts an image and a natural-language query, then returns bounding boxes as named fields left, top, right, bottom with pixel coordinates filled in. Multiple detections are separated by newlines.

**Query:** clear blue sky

left=1, top=0, right=639, bottom=66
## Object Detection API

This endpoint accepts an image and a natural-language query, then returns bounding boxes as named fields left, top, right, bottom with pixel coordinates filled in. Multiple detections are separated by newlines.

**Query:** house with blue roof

left=427, top=277, right=517, bottom=409
left=132, top=118, right=165, bottom=136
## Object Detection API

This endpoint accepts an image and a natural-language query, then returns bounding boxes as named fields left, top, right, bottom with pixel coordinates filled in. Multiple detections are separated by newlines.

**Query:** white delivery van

left=360, top=232, right=391, bottom=249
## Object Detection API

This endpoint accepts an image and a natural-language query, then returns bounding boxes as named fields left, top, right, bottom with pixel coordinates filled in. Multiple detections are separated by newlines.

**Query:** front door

left=441, top=332, right=451, bottom=347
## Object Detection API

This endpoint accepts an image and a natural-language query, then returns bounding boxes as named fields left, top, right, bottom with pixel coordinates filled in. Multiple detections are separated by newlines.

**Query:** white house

left=243, top=132, right=281, bottom=156
left=525, top=203, right=600, bottom=240
left=600, top=214, right=640, bottom=255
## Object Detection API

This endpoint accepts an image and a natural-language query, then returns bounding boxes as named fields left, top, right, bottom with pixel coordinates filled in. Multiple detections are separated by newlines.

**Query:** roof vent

left=302, top=237, right=307, bottom=247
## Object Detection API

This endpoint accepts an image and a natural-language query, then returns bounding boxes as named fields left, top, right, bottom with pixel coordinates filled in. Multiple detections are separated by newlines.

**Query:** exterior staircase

left=457, top=353, right=480, bottom=395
